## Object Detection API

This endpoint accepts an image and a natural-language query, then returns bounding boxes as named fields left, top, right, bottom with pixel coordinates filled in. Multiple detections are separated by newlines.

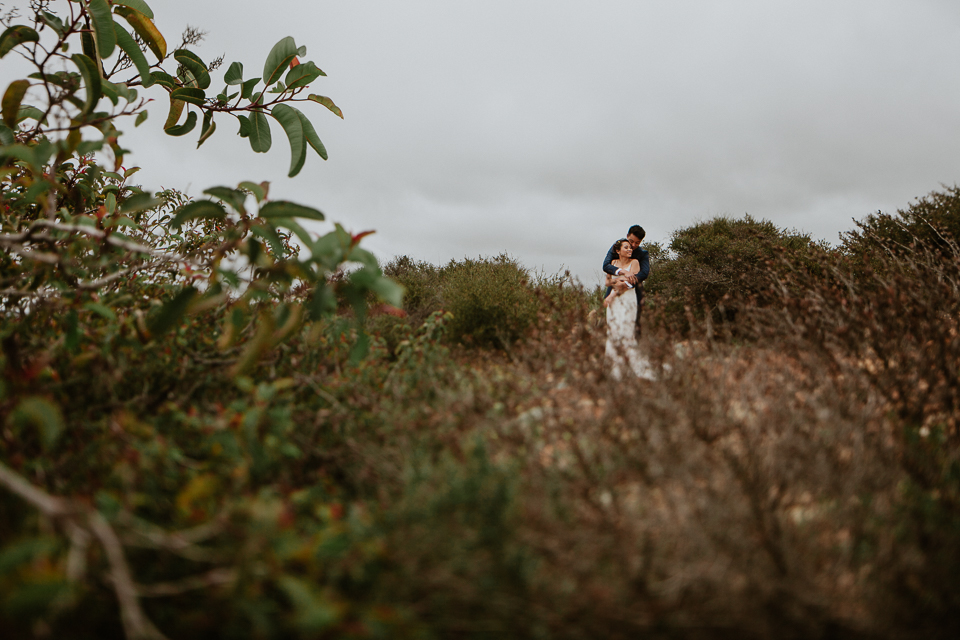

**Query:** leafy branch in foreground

left=1, top=0, right=343, bottom=176
left=1, top=3, right=400, bottom=637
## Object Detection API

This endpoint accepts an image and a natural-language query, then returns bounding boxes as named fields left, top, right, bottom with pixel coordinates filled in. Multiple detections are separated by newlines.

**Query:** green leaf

left=170, top=87, right=205, bottom=106
left=179, top=68, right=198, bottom=89
left=285, top=61, right=324, bottom=91
left=241, top=77, right=260, bottom=101
left=41, top=12, right=66, bottom=37
left=150, top=71, right=176, bottom=89
left=148, top=286, right=198, bottom=336
left=70, top=54, right=102, bottom=117
left=262, top=36, right=298, bottom=86
left=116, top=83, right=137, bottom=102
left=76, top=139, right=103, bottom=155
left=2, top=80, right=29, bottom=128
left=270, top=104, right=306, bottom=177
left=369, top=272, right=404, bottom=307
left=174, top=49, right=211, bottom=90
left=171, top=200, right=226, bottom=229
left=0, top=144, right=39, bottom=171
left=9, top=397, right=65, bottom=450
left=236, top=114, right=251, bottom=138
left=81, top=30, right=97, bottom=60
left=224, top=61, right=243, bottom=85
left=100, top=80, right=120, bottom=106
left=119, top=192, right=162, bottom=214
left=87, top=0, right=117, bottom=59
left=296, top=108, right=328, bottom=160
left=239, top=181, right=268, bottom=203
left=251, top=223, right=285, bottom=256
left=114, top=22, right=153, bottom=87
left=115, top=6, right=166, bottom=61
left=248, top=111, right=271, bottom=153
left=135, top=110, right=148, bottom=127
left=307, top=282, right=336, bottom=319
left=105, top=192, right=117, bottom=214
left=113, top=0, right=155, bottom=19
left=0, top=123, right=13, bottom=145
left=203, top=186, right=246, bottom=214
left=164, top=96, right=184, bottom=129
left=270, top=217, right=314, bottom=246
left=259, top=201, right=324, bottom=222
left=0, top=26, right=40, bottom=59
left=16, top=105, right=46, bottom=124
left=197, top=112, right=216, bottom=147
left=165, top=110, right=197, bottom=136
left=307, top=94, right=343, bottom=119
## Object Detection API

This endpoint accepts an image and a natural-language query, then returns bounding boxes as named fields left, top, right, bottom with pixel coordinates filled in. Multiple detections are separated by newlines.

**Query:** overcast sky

left=12, top=0, right=960, bottom=284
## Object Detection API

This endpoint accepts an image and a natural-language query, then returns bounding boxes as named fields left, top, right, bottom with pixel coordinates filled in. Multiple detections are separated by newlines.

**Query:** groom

left=602, top=225, right=650, bottom=332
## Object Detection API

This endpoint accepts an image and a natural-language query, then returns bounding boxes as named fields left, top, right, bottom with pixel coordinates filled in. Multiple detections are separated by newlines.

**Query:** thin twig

left=134, top=568, right=237, bottom=597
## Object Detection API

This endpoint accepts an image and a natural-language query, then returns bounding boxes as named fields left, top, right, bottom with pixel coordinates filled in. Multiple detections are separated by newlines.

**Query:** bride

left=603, top=238, right=654, bottom=379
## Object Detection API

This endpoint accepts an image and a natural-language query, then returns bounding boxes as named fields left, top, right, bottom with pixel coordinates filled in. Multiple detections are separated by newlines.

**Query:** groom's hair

left=628, top=225, right=645, bottom=241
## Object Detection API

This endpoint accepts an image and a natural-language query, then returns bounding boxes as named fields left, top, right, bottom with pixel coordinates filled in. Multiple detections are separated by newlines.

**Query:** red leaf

left=351, top=229, right=375, bottom=246
left=289, top=56, right=300, bottom=69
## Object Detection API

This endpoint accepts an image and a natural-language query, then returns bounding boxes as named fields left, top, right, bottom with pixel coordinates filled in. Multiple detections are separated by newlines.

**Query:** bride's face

left=618, top=242, right=632, bottom=260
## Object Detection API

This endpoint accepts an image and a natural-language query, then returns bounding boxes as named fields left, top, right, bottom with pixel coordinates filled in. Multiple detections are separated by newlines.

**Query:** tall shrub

left=441, top=254, right=537, bottom=350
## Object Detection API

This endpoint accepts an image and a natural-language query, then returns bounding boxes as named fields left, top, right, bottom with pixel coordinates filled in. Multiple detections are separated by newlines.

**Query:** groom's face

left=626, top=234, right=642, bottom=250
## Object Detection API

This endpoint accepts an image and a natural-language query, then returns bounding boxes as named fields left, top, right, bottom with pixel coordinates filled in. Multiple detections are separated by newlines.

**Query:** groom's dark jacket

left=602, top=245, right=650, bottom=306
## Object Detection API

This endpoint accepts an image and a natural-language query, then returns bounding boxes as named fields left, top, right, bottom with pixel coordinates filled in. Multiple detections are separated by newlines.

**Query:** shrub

left=440, top=254, right=538, bottom=349
left=842, top=184, right=960, bottom=270
left=645, top=214, right=826, bottom=333
left=383, top=255, right=444, bottom=324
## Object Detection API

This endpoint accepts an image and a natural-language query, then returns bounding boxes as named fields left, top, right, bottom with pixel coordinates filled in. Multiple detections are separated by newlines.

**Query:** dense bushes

left=645, top=214, right=825, bottom=332
left=383, top=253, right=541, bottom=350
left=8, top=182, right=960, bottom=637
left=3, top=3, right=960, bottom=628
left=841, top=185, right=960, bottom=276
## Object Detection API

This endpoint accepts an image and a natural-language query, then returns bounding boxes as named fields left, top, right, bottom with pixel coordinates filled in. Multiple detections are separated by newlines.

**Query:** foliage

left=0, top=0, right=342, bottom=176
left=384, top=253, right=539, bottom=351
left=382, top=254, right=443, bottom=326
left=645, top=214, right=825, bottom=333
left=440, top=254, right=537, bottom=350
left=2, top=4, right=960, bottom=639
left=842, top=184, right=960, bottom=269
left=1, top=2, right=399, bottom=638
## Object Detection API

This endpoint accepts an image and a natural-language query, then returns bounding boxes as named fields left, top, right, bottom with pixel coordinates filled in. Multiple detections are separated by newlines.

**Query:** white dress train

left=605, top=291, right=656, bottom=380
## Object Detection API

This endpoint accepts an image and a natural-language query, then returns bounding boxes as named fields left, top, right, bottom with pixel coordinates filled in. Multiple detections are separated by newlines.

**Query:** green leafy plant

left=0, top=2, right=399, bottom=637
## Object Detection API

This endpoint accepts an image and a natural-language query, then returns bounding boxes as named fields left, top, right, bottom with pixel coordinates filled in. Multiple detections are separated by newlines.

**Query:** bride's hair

left=613, top=238, right=629, bottom=253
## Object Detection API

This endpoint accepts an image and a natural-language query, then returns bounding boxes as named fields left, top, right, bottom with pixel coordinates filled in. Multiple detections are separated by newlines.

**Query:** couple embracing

left=602, top=225, right=653, bottom=379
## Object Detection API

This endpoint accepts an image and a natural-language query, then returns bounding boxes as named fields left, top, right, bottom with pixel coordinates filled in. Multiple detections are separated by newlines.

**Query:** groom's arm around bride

left=602, top=225, right=650, bottom=330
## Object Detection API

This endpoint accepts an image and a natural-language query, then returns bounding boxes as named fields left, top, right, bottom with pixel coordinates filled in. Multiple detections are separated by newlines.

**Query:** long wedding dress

left=605, top=291, right=655, bottom=380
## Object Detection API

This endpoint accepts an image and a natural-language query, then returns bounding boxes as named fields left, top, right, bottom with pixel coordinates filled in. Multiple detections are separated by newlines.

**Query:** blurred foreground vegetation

left=5, top=186, right=960, bottom=638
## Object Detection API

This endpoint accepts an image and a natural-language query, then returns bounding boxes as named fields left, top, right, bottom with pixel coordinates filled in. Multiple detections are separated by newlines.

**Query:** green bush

left=440, top=254, right=538, bottom=349
left=383, top=255, right=444, bottom=324
left=645, top=214, right=826, bottom=333
left=842, top=185, right=960, bottom=270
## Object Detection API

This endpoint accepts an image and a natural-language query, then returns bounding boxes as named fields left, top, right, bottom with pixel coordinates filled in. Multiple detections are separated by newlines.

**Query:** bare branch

left=88, top=512, right=169, bottom=640
left=135, top=568, right=237, bottom=598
